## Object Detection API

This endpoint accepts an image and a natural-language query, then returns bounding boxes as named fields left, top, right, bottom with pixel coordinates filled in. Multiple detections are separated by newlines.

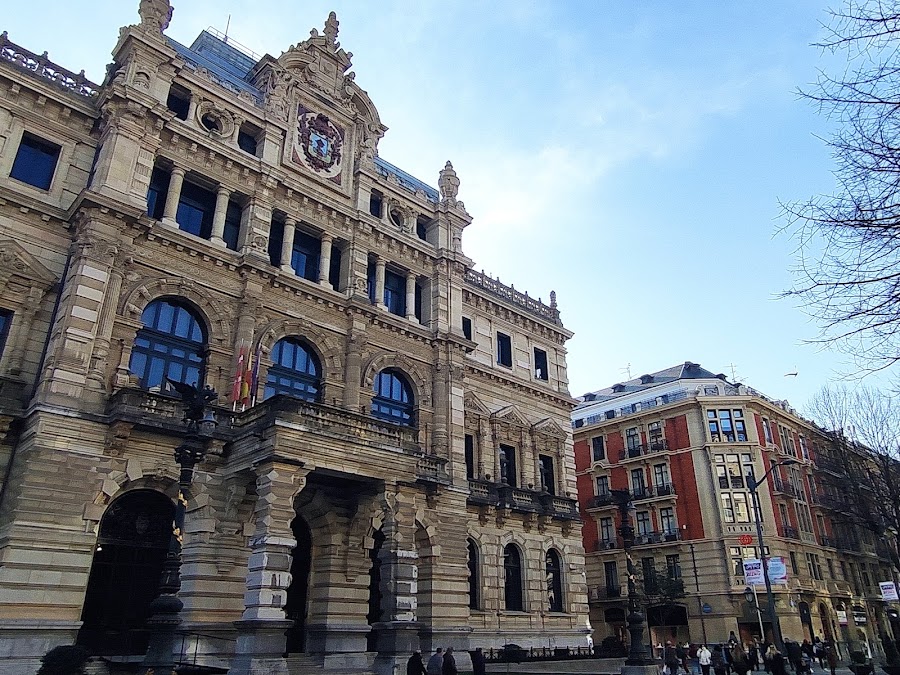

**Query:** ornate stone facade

left=0, top=4, right=587, bottom=674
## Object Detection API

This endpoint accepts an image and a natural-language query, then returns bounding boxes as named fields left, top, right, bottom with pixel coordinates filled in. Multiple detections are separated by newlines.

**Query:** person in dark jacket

left=442, top=646, right=458, bottom=675
left=665, top=642, right=682, bottom=675
left=748, top=643, right=760, bottom=672
left=731, top=645, right=750, bottom=675
left=407, top=651, right=426, bottom=675
left=768, top=646, right=787, bottom=675
left=471, top=648, right=486, bottom=675
left=712, top=645, right=728, bottom=675
left=786, top=640, right=802, bottom=673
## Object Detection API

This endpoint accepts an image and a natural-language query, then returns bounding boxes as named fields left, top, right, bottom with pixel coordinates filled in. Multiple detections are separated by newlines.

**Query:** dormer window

left=611, top=383, right=625, bottom=393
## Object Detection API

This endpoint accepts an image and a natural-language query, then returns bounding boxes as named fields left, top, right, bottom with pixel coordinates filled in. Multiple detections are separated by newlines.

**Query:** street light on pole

left=611, top=489, right=658, bottom=675
left=747, top=458, right=799, bottom=652
left=142, top=381, right=218, bottom=673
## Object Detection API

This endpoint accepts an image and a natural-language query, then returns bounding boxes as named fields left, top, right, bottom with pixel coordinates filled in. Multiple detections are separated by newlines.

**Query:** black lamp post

left=142, top=381, right=218, bottom=673
left=747, top=458, right=799, bottom=653
left=612, top=488, right=657, bottom=668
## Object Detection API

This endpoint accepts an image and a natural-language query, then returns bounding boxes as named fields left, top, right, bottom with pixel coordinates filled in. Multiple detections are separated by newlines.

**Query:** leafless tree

left=784, top=1, right=900, bottom=374
left=807, top=384, right=900, bottom=568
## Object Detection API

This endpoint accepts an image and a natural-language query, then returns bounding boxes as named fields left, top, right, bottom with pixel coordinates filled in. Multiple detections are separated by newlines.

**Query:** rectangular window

left=591, top=436, right=605, bottom=462
left=383, top=269, right=406, bottom=316
left=653, top=463, right=670, bottom=489
left=826, top=558, right=835, bottom=579
left=642, top=557, right=658, bottom=594
left=648, top=421, right=663, bottom=448
left=660, top=507, right=676, bottom=533
left=666, top=554, right=682, bottom=580
left=499, top=443, right=517, bottom=487
left=721, top=494, right=735, bottom=523
left=790, top=551, right=800, bottom=575
left=708, top=409, right=746, bottom=442
left=496, top=332, right=512, bottom=367
left=604, top=560, right=618, bottom=590
left=328, top=244, right=342, bottom=291
left=539, top=455, right=555, bottom=495
left=147, top=167, right=170, bottom=219
left=840, top=561, right=848, bottom=581
left=731, top=547, right=743, bottom=576
left=237, top=124, right=259, bottom=156
left=464, top=434, right=475, bottom=480
left=733, top=493, right=750, bottom=523
left=716, top=465, right=728, bottom=489
left=223, top=200, right=242, bottom=251
left=533, top=347, right=548, bottom=381
left=600, top=517, right=614, bottom=542
left=631, top=468, right=646, bottom=496
left=596, top=475, right=609, bottom=497
left=0, top=309, right=11, bottom=359
left=369, top=189, right=383, bottom=218
left=166, top=84, right=191, bottom=120
left=462, top=316, right=472, bottom=340
left=806, top=552, right=816, bottom=579
left=779, top=503, right=789, bottom=528
left=636, top=511, right=651, bottom=536
left=10, top=132, right=61, bottom=190
left=762, top=418, right=773, bottom=444
left=626, top=427, right=640, bottom=453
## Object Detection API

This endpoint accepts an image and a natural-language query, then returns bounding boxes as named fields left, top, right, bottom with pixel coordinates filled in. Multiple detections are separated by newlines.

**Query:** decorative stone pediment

left=0, top=239, right=55, bottom=296
left=463, top=391, right=491, bottom=417
left=532, top=418, right=568, bottom=440
left=492, top=404, right=529, bottom=428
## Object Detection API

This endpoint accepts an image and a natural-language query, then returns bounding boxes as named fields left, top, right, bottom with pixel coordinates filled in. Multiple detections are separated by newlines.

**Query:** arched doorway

left=78, top=490, right=174, bottom=655
left=285, top=515, right=312, bottom=654
left=366, top=528, right=385, bottom=652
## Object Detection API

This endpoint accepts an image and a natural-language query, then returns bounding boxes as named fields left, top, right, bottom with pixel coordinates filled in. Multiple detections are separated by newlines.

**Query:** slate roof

left=168, top=31, right=440, bottom=201
left=576, top=361, right=729, bottom=407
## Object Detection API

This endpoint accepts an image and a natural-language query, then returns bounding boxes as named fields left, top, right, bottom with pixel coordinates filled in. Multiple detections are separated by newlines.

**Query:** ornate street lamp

left=142, top=381, right=218, bottom=673
left=747, top=458, right=799, bottom=652
left=611, top=489, right=658, bottom=674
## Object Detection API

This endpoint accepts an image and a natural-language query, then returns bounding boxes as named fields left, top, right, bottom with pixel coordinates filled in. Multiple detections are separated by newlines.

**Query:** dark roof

left=578, top=361, right=729, bottom=405
left=167, top=31, right=440, bottom=201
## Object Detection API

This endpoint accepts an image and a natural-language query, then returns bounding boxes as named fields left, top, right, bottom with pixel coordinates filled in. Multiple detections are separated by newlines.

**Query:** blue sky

left=5, top=0, right=880, bottom=412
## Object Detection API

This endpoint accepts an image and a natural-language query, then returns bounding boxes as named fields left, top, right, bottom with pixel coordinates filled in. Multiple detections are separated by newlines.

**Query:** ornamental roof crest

left=276, top=12, right=353, bottom=102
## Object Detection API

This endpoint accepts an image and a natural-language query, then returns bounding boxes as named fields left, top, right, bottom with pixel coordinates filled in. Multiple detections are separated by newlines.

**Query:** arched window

left=129, top=298, right=206, bottom=393
left=504, top=544, right=524, bottom=611
left=546, top=549, right=563, bottom=612
left=264, top=337, right=321, bottom=402
left=371, top=369, right=414, bottom=426
left=467, top=539, right=480, bottom=610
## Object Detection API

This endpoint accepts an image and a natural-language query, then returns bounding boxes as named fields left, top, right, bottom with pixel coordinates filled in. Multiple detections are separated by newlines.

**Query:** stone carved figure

left=138, top=0, right=173, bottom=34
left=439, top=161, right=460, bottom=202
left=323, top=11, right=339, bottom=49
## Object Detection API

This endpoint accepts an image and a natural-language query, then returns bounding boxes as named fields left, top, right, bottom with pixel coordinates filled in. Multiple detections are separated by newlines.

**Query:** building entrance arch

left=285, top=515, right=313, bottom=654
left=77, top=489, right=174, bottom=655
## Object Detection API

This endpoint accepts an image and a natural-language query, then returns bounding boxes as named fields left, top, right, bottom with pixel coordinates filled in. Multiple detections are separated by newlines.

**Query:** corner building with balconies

left=573, top=362, right=895, bottom=656
left=0, top=3, right=588, bottom=673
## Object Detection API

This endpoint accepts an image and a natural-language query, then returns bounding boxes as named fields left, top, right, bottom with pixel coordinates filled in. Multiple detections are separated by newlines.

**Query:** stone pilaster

left=319, top=233, right=333, bottom=286
left=210, top=186, right=231, bottom=247
left=374, top=257, right=386, bottom=309
left=161, top=165, right=185, bottom=226
left=232, top=458, right=308, bottom=675
left=405, top=271, right=416, bottom=322
left=280, top=218, right=296, bottom=274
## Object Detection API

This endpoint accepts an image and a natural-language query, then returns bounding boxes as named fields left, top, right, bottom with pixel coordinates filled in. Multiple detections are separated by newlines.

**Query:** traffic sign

left=738, top=534, right=754, bottom=546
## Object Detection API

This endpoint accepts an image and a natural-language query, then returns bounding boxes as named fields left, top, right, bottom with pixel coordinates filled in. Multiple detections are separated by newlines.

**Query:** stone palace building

left=0, top=1, right=589, bottom=672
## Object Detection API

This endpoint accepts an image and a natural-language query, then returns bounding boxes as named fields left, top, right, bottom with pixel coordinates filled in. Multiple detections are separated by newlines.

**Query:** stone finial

left=138, top=0, right=173, bottom=34
left=439, top=161, right=460, bottom=202
left=550, top=290, right=557, bottom=308
left=324, top=11, right=339, bottom=49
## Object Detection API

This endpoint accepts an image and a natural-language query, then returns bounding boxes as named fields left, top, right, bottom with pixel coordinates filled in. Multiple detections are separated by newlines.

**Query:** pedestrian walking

left=442, top=646, right=458, bottom=675
left=699, top=644, right=713, bottom=675
left=407, top=651, right=426, bottom=675
left=426, top=648, right=443, bottom=675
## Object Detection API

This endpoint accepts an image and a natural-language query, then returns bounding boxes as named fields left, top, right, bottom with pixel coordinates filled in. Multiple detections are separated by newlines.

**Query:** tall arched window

left=264, top=337, right=321, bottom=402
left=371, top=369, right=414, bottom=426
left=467, top=539, right=480, bottom=610
left=546, top=549, right=563, bottom=612
left=504, top=544, right=524, bottom=611
left=129, top=298, right=206, bottom=392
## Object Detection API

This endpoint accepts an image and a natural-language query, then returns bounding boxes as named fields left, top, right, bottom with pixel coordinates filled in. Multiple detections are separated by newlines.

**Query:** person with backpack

left=712, top=645, right=728, bottom=675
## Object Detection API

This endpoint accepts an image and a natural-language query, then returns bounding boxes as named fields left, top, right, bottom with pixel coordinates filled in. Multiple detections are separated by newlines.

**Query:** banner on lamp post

left=743, top=559, right=764, bottom=585
left=880, top=581, right=899, bottom=601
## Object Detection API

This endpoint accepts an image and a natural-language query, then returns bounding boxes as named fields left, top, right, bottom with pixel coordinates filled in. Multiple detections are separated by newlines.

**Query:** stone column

left=374, top=258, right=386, bottom=309
left=405, top=271, right=416, bottom=322
left=3, top=287, right=43, bottom=377
left=210, top=186, right=231, bottom=247
left=232, top=459, right=308, bottom=675
left=86, top=261, right=126, bottom=393
left=161, top=166, right=185, bottom=226
left=478, top=419, right=490, bottom=480
left=162, top=166, right=184, bottom=227
left=280, top=218, right=296, bottom=274
left=318, top=234, right=333, bottom=286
